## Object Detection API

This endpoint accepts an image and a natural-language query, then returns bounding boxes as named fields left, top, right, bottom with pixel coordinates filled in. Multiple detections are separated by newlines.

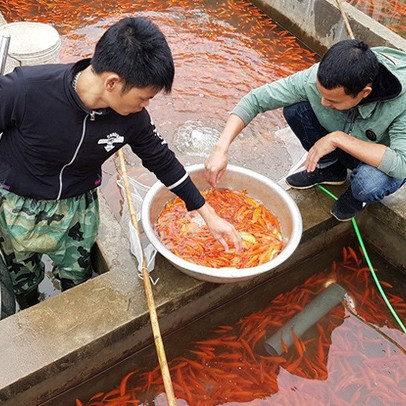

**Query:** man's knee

left=282, top=101, right=312, bottom=123
left=351, top=164, right=403, bottom=203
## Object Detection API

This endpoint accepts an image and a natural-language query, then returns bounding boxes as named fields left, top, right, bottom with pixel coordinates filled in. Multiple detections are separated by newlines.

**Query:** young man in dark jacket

left=0, top=17, right=241, bottom=309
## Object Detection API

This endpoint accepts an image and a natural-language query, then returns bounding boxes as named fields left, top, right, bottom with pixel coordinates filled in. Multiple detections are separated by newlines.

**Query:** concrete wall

left=250, top=0, right=406, bottom=54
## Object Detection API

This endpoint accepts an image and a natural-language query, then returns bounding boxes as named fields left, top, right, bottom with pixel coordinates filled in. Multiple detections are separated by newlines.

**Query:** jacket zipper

left=57, top=114, right=89, bottom=200
left=90, top=110, right=102, bottom=121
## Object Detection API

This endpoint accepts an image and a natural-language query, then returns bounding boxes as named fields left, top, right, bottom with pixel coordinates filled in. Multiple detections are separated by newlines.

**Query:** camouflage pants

left=0, top=189, right=99, bottom=295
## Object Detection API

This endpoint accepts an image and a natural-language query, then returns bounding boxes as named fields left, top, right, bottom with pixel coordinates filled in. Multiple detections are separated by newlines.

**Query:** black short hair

left=317, top=39, right=379, bottom=97
left=91, top=17, right=174, bottom=93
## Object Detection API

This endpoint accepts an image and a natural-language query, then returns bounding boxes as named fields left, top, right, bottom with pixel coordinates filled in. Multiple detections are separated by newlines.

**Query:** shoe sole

left=330, top=209, right=354, bottom=222
left=330, top=203, right=366, bottom=222
left=285, top=179, right=347, bottom=190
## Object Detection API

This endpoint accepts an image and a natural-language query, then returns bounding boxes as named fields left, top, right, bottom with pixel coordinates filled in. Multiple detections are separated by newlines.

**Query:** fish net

left=275, top=126, right=306, bottom=189
left=0, top=251, right=15, bottom=319
left=117, top=176, right=158, bottom=283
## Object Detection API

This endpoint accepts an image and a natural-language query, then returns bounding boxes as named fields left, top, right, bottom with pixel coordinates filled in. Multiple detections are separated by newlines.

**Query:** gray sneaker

left=286, top=162, right=347, bottom=189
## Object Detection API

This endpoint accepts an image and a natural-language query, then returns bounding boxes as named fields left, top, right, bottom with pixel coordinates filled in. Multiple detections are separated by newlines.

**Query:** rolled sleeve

left=231, top=104, right=253, bottom=126
left=378, top=147, right=396, bottom=174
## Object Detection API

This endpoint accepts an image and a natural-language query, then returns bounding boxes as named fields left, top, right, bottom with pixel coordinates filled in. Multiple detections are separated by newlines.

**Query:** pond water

left=0, top=0, right=317, bottom=218
left=0, top=1, right=405, bottom=219
left=47, top=244, right=406, bottom=405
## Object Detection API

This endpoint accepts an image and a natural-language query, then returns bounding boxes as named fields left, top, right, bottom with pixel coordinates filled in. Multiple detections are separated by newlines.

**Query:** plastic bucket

left=0, top=22, right=61, bottom=74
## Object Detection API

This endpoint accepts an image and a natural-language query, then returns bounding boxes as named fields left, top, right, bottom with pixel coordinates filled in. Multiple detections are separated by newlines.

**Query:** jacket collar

left=65, top=59, right=110, bottom=116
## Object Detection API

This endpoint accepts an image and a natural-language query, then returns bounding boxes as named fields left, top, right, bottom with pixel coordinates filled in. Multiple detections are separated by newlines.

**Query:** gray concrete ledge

left=251, top=0, right=406, bottom=53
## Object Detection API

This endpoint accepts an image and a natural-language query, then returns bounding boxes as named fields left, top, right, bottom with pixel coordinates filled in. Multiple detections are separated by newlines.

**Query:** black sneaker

left=330, top=187, right=365, bottom=221
left=286, top=162, right=347, bottom=189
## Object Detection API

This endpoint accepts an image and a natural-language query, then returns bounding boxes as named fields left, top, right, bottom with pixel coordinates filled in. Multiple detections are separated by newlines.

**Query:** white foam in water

left=174, top=121, right=221, bottom=157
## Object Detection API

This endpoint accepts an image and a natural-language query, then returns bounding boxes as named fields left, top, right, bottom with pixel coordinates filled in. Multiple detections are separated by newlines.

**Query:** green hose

left=317, top=184, right=406, bottom=334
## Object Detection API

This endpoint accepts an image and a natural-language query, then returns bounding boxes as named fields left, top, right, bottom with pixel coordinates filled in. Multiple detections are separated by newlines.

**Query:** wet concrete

left=0, top=1, right=405, bottom=405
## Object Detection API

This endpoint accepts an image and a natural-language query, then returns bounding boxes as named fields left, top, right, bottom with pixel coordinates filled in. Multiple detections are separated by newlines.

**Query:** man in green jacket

left=205, top=39, right=406, bottom=221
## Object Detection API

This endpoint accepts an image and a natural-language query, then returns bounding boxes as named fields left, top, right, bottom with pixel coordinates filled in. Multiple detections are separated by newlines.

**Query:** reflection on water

left=1, top=0, right=317, bottom=218
left=70, top=246, right=406, bottom=405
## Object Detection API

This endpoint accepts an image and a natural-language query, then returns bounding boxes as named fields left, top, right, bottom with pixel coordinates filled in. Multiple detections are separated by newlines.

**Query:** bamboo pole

left=335, top=0, right=355, bottom=39
left=117, top=149, right=177, bottom=405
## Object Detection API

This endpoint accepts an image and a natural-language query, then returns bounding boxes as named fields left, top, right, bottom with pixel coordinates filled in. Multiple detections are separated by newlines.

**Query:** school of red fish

left=75, top=246, right=406, bottom=405
left=156, top=189, right=284, bottom=268
left=0, top=0, right=318, bottom=221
